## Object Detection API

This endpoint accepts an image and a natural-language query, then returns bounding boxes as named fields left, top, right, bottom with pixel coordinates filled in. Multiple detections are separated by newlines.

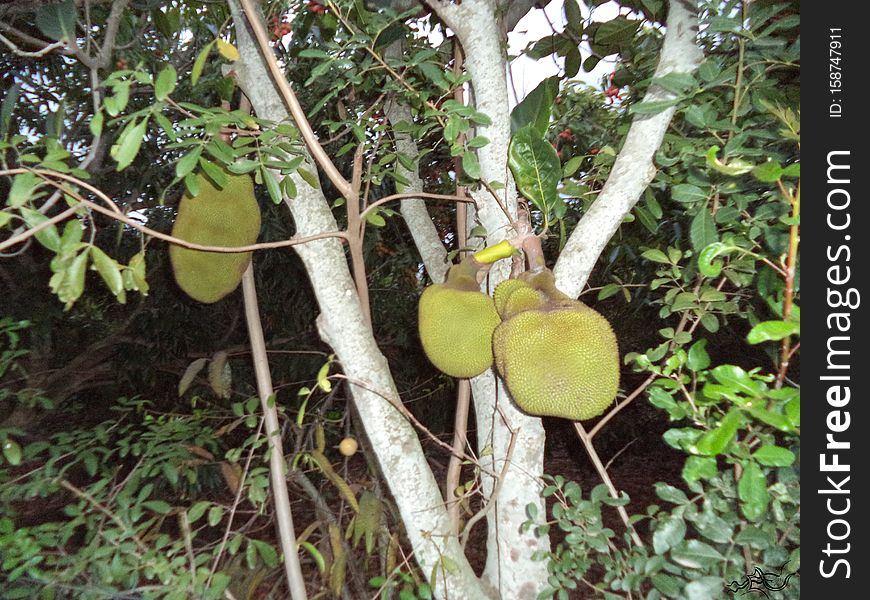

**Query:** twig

left=237, top=0, right=356, bottom=203
left=587, top=374, right=656, bottom=440
left=358, top=191, right=474, bottom=223
left=208, top=419, right=264, bottom=584
left=775, top=180, right=800, bottom=389
left=241, top=264, right=308, bottom=600
left=0, top=167, right=348, bottom=253
left=572, top=423, right=644, bottom=548
left=0, top=33, right=66, bottom=57
left=58, top=479, right=149, bottom=554
left=459, top=406, right=518, bottom=549
left=446, top=379, right=470, bottom=535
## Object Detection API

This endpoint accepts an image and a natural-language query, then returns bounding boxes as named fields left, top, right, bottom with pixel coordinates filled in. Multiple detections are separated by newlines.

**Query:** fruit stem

left=472, top=240, right=515, bottom=264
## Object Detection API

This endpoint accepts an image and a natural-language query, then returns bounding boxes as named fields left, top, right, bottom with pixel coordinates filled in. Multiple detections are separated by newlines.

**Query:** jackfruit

left=493, top=278, right=530, bottom=317
left=418, top=259, right=501, bottom=378
left=170, top=172, right=261, bottom=303
left=492, top=270, right=619, bottom=421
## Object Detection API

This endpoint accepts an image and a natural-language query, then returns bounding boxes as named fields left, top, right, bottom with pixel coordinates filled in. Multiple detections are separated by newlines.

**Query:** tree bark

left=227, top=1, right=490, bottom=597
left=553, top=0, right=704, bottom=296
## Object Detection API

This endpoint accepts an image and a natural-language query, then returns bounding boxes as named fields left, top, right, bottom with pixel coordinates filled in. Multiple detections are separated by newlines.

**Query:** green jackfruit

left=170, top=173, right=261, bottom=303
left=493, top=270, right=619, bottom=420
left=418, top=260, right=501, bottom=378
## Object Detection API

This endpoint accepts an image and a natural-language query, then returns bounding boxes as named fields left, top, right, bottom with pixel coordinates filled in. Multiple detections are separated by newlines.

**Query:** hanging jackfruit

left=418, top=259, right=501, bottom=378
left=492, top=270, right=619, bottom=421
left=169, top=172, right=261, bottom=303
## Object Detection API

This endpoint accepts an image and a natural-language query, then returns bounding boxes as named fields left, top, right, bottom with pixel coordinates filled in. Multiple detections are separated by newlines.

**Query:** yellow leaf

left=216, top=39, right=240, bottom=62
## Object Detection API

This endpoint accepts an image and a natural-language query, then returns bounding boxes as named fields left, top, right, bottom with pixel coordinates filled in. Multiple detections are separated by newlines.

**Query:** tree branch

left=553, top=0, right=703, bottom=297
left=241, top=265, right=308, bottom=600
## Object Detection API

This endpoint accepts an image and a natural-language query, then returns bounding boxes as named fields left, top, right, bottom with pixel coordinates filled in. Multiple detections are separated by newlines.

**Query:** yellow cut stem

left=472, top=240, right=515, bottom=264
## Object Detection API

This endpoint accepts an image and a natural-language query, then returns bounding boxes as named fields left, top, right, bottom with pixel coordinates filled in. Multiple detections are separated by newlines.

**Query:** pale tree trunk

left=553, top=0, right=704, bottom=294
left=228, top=2, right=489, bottom=598
left=422, top=2, right=550, bottom=595
left=226, top=0, right=702, bottom=597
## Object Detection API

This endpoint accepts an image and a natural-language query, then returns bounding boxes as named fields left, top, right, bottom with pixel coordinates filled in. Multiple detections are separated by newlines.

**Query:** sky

left=506, top=0, right=624, bottom=104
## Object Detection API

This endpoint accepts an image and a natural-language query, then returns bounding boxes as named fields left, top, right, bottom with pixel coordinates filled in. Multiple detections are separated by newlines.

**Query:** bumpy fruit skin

left=493, top=278, right=531, bottom=317
left=170, top=173, right=261, bottom=303
left=418, top=261, right=501, bottom=378
left=492, top=270, right=619, bottom=421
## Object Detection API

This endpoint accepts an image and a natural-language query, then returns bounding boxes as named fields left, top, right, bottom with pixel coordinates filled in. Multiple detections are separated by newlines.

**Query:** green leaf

left=685, top=577, right=726, bottom=600
left=752, top=160, right=783, bottom=183
left=111, top=118, right=149, bottom=171
left=175, top=147, right=203, bottom=179
left=695, top=408, right=742, bottom=456
left=510, top=76, right=559, bottom=135
left=652, top=72, right=697, bottom=95
left=36, top=0, right=76, bottom=41
left=652, top=517, right=685, bottom=555
left=2, top=439, right=22, bottom=466
left=710, top=365, right=762, bottom=396
left=184, top=172, right=201, bottom=197
left=316, top=361, right=332, bottom=393
left=651, top=573, right=683, bottom=596
left=462, top=151, right=481, bottom=179
left=90, top=246, right=126, bottom=303
left=752, top=445, right=795, bottom=466
left=690, top=208, right=718, bottom=252
left=641, top=248, right=670, bottom=264
left=188, top=500, right=211, bottom=523
left=593, top=16, right=640, bottom=48
left=654, top=482, right=688, bottom=504
left=697, top=242, right=737, bottom=277
left=705, top=145, right=753, bottom=176
left=55, top=249, right=90, bottom=309
left=19, top=207, right=61, bottom=251
left=687, top=339, right=710, bottom=371
left=154, top=65, right=177, bottom=101
left=671, top=184, right=707, bottom=204
left=691, top=511, right=732, bottom=544
left=89, top=111, right=104, bottom=137
left=208, top=505, right=225, bottom=527
left=365, top=211, right=386, bottom=227
left=738, top=460, right=769, bottom=520
left=191, top=42, right=214, bottom=87
left=199, top=157, right=228, bottom=189
left=143, top=500, right=172, bottom=514
left=562, top=155, right=584, bottom=178
left=682, top=456, right=717, bottom=484
left=629, top=99, right=680, bottom=115
left=746, top=406, right=795, bottom=432
left=0, top=82, right=20, bottom=136
left=509, top=125, right=563, bottom=220
left=298, top=168, right=320, bottom=189
left=261, top=168, right=282, bottom=204
left=747, top=320, right=800, bottom=344
left=670, top=540, right=724, bottom=569
left=8, top=172, right=41, bottom=208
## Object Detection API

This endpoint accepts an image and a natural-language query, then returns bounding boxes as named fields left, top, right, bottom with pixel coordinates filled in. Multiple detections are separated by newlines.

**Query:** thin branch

left=0, top=168, right=348, bottom=254
left=587, top=374, right=656, bottom=440
left=0, top=32, right=66, bottom=57
left=58, top=479, right=149, bottom=554
left=572, top=424, right=644, bottom=548
left=241, top=265, right=308, bottom=600
left=236, top=0, right=356, bottom=202
left=460, top=408, right=518, bottom=549
left=446, top=379, right=470, bottom=535
left=553, top=0, right=703, bottom=297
